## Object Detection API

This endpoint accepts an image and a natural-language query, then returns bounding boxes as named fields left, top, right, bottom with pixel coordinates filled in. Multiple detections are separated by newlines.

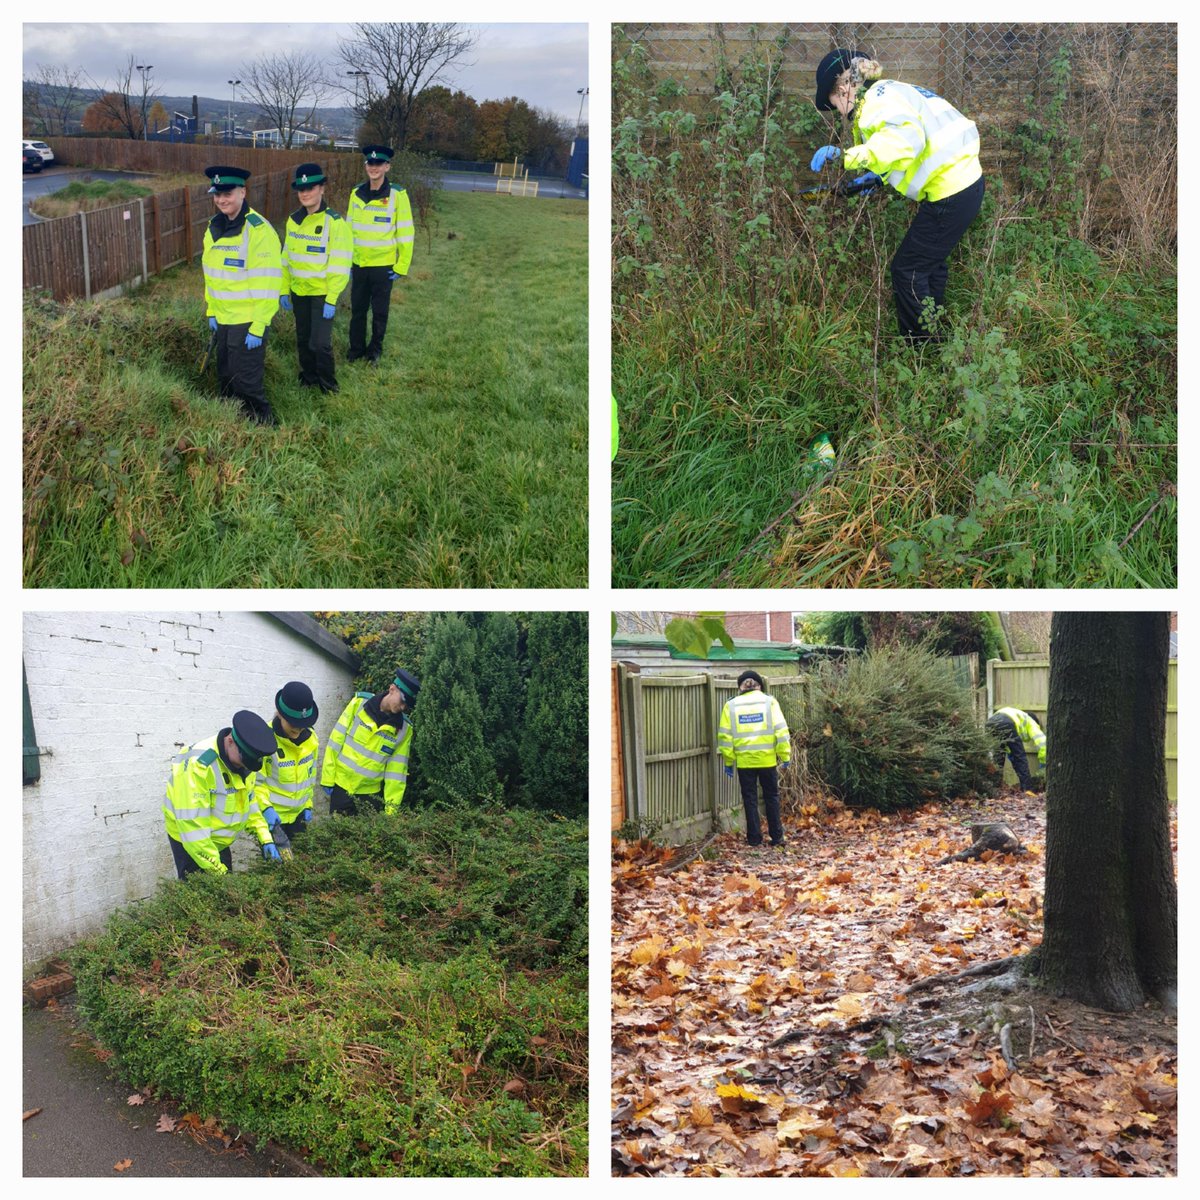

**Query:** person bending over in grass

left=985, top=706, right=1046, bottom=795
left=810, top=51, right=985, bottom=342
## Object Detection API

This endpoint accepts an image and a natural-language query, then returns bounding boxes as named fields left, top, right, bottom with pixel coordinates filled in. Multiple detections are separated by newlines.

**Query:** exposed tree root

left=904, top=953, right=1034, bottom=995
left=663, top=834, right=718, bottom=874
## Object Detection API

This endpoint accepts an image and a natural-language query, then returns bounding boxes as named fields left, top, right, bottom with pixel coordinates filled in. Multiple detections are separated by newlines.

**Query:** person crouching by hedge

left=201, top=165, right=282, bottom=424
left=985, top=706, right=1046, bottom=794
left=718, top=671, right=791, bottom=849
left=280, top=163, right=352, bottom=395
left=810, top=51, right=985, bottom=342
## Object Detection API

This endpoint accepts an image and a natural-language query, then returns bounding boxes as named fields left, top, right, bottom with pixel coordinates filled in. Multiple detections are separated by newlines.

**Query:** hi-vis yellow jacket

left=255, top=727, right=320, bottom=821
left=163, top=735, right=272, bottom=874
left=995, top=707, right=1047, bottom=764
left=202, top=208, right=283, bottom=336
left=321, top=693, right=413, bottom=814
left=281, top=203, right=353, bottom=301
left=718, top=691, right=792, bottom=769
left=348, top=183, right=415, bottom=274
left=845, top=80, right=982, bottom=203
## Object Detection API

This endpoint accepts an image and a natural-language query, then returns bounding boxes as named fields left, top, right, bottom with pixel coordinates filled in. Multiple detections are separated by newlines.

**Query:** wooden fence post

left=150, top=193, right=162, bottom=275
left=705, top=672, right=718, bottom=828
left=138, top=199, right=148, bottom=287
left=79, top=211, right=91, bottom=301
left=631, top=674, right=647, bottom=822
left=183, top=189, right=192, bottom=264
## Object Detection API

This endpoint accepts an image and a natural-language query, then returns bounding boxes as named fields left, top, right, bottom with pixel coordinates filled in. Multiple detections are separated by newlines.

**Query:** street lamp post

left=136, top=63, right=154, bottom=140
left=347, top=70, right=368, bottom=140
left=227, top=78, right=241, bottom=145
left=575, top=86, right=589, bottom=138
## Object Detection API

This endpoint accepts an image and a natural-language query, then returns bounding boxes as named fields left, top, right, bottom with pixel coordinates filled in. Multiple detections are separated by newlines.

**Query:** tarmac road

left=23, top=998, right=311, bottom=1177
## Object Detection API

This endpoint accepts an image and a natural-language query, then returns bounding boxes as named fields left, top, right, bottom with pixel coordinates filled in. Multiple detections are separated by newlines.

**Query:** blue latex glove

left=810, top=145, right=842, bottom=171
left=245, top=332, right=263, bottom=350
left=322, top=786, right=332, bottom=799
left=208, top=316, right=217, bottom=332
left=323, top=302, right=336, bottom=319
left=261, top=842, right=281, bottom=861
left=388, top=270, right=401, bottom=282
left=302, top=809, right=313, bottom=823
left=262, top=806, right=280, bottom=829
left=724, top=765, right=734, bottom=780
left=779, top=761, right=789, bottom=772
left=279, top=294, right=293, bottom=313
left=851, top=172, right=881, bottom=195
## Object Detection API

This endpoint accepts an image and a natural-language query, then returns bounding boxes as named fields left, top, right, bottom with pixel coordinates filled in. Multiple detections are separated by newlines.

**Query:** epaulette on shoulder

left=197, top=748, right=218, bottom=766
left=326, top=209, right=342, bottom=220
left=247, top=212, right=265, bottom=227
left=356, top=691, right=373, bottom=699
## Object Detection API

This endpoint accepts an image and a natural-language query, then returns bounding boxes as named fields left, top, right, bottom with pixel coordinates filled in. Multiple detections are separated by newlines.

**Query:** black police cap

left=814, top=49, right=868, bottom=111
left=205, top=165, right=251, bottom=193
left=292, top=163, right=326, bottom=188
left=361, top=144, right=394, bottom=163
left=736, top=670, right=766, bottom=691
left=394, top=668, right=421, bottom=704
left=276, top=681, right=319, bottom=726
left=230, top=709, right=277, bottom=763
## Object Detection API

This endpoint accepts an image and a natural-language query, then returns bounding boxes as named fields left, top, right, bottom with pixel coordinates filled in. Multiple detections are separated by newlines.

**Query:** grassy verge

left=68, top=806, right=587, bottom=1177
left=24, top=189, right=587, bottom=587
left=28, top=177, right=155, bottom=219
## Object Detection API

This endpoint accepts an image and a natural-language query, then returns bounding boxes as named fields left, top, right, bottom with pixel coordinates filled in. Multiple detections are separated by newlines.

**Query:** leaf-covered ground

left=612, top=793, right=1177, bottom=1177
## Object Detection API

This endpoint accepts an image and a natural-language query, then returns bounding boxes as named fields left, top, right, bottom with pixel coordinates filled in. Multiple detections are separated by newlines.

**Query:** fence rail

left=23, top=141, right=367, bottom=302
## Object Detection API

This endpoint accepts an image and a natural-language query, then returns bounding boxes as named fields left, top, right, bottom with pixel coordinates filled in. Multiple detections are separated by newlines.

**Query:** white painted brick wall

left=22, top=612, right=357, bottom=966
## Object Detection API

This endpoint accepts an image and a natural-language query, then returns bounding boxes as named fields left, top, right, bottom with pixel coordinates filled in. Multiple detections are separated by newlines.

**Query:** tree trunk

left=1040, top=613, right=1176, bottom=1012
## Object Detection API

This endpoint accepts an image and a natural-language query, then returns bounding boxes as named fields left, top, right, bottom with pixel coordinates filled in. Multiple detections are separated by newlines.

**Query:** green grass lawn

left=24, top=190, right=587, bottom=588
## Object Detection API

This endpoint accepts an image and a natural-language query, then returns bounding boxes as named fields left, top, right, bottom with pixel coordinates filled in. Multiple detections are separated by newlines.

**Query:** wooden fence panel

left=611, top=665, right=626, bottom=832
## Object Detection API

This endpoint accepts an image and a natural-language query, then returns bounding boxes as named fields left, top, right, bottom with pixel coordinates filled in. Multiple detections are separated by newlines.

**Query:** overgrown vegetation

left=28, top=177, right=153, bottom=219
left=802, top=644, right=997, bottom=811
left=23, top=189, right=587, bottom=587
left=612, top=27, right=1176, bottom=587
left=69, top=806, right=587, bottom=1177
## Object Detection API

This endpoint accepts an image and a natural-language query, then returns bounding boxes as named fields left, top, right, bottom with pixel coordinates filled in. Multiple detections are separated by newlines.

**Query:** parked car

left=23, top=146, right=44, bottom=173
left=23, top=139, right=54, bottom=164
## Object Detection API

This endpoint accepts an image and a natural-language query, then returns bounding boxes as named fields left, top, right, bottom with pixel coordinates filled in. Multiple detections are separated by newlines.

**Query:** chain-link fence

left=615, top=23, right=1175, bottom=187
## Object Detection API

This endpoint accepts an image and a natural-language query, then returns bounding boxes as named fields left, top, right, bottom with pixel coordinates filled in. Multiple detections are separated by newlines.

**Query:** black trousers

left=292, top=293, right=337, bottom=390
left=278, top=816, right=309, bottom=840
left=737, top=765, right=784, bottom=846
left=215, top=321, right=273, bottom=421
left=986, top=713, right=1033, bottom=791
left=890, top=175, right=985, bottom=339
left=329, top=785, right=383, bottom=816
left=348, top=265, right=392, bottom=359
left=168, top=835, right=232, bottom=880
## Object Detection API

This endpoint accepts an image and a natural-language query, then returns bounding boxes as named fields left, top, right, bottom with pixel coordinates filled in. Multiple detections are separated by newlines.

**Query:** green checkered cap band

left=395, top=674, right=418, bottom=700
left=278, top=695, right=315, bottom=721
left=210, top=175, right=246, bottom=186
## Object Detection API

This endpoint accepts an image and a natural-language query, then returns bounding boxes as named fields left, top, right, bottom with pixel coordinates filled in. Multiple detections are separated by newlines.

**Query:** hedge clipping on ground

left=69, top=806, right=587, bottom=1177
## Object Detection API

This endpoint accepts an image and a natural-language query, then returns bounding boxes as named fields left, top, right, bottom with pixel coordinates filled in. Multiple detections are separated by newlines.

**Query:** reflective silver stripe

left=382, top=769, right=408, bottom=782
left=341, top=758, right=384, bottom=781
left=266, top=778, right=312, bottom=793
left=906, top=120, right=980, bottom=197
left=179, top=827, right=213, bottom=843
left=397, top=235, right=414, bottom=244
left=344, top=713, right=391, bottom=763
left=329, top=250, right=353, bottom=259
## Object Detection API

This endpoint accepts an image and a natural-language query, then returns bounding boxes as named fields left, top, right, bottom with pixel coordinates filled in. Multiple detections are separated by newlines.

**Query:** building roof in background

left=611, top=633, right=855, bottom=663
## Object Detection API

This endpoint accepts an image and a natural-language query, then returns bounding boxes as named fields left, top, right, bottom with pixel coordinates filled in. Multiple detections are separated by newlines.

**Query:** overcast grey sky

left=23, top=23, right=589, bottom=123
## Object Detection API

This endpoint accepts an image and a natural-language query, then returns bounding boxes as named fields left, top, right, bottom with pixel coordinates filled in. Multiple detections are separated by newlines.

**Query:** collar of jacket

left=210, top=200, right=249, bottom=240
left=290, top=199, right=328, bottom=226
left=364, top=693, right=401, bottom=731
left=357, top=180, right=391, bottom=203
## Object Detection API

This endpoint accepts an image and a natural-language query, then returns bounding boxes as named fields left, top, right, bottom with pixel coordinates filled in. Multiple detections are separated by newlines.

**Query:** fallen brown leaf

left=113, top=1159, right=133, bottom=1172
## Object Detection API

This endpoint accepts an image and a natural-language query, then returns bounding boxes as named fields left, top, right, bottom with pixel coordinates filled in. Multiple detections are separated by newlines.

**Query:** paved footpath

left=23, top=999, right=312, bottom=1177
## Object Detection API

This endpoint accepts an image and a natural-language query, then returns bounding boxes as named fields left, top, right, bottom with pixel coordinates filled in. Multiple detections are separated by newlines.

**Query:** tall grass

left=24, top=190, right=587, bottom=588
left=611, top=28, right=1176, bottom=588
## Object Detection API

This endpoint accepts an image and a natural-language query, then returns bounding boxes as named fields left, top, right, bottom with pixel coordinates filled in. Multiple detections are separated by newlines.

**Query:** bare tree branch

left=238, top=51, right=333, bottom=149
left=84, top=55, right=160, bottom=140
left=335, top=22, right=478, bottom=150
left=23, top=63, right=85, bottom=137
